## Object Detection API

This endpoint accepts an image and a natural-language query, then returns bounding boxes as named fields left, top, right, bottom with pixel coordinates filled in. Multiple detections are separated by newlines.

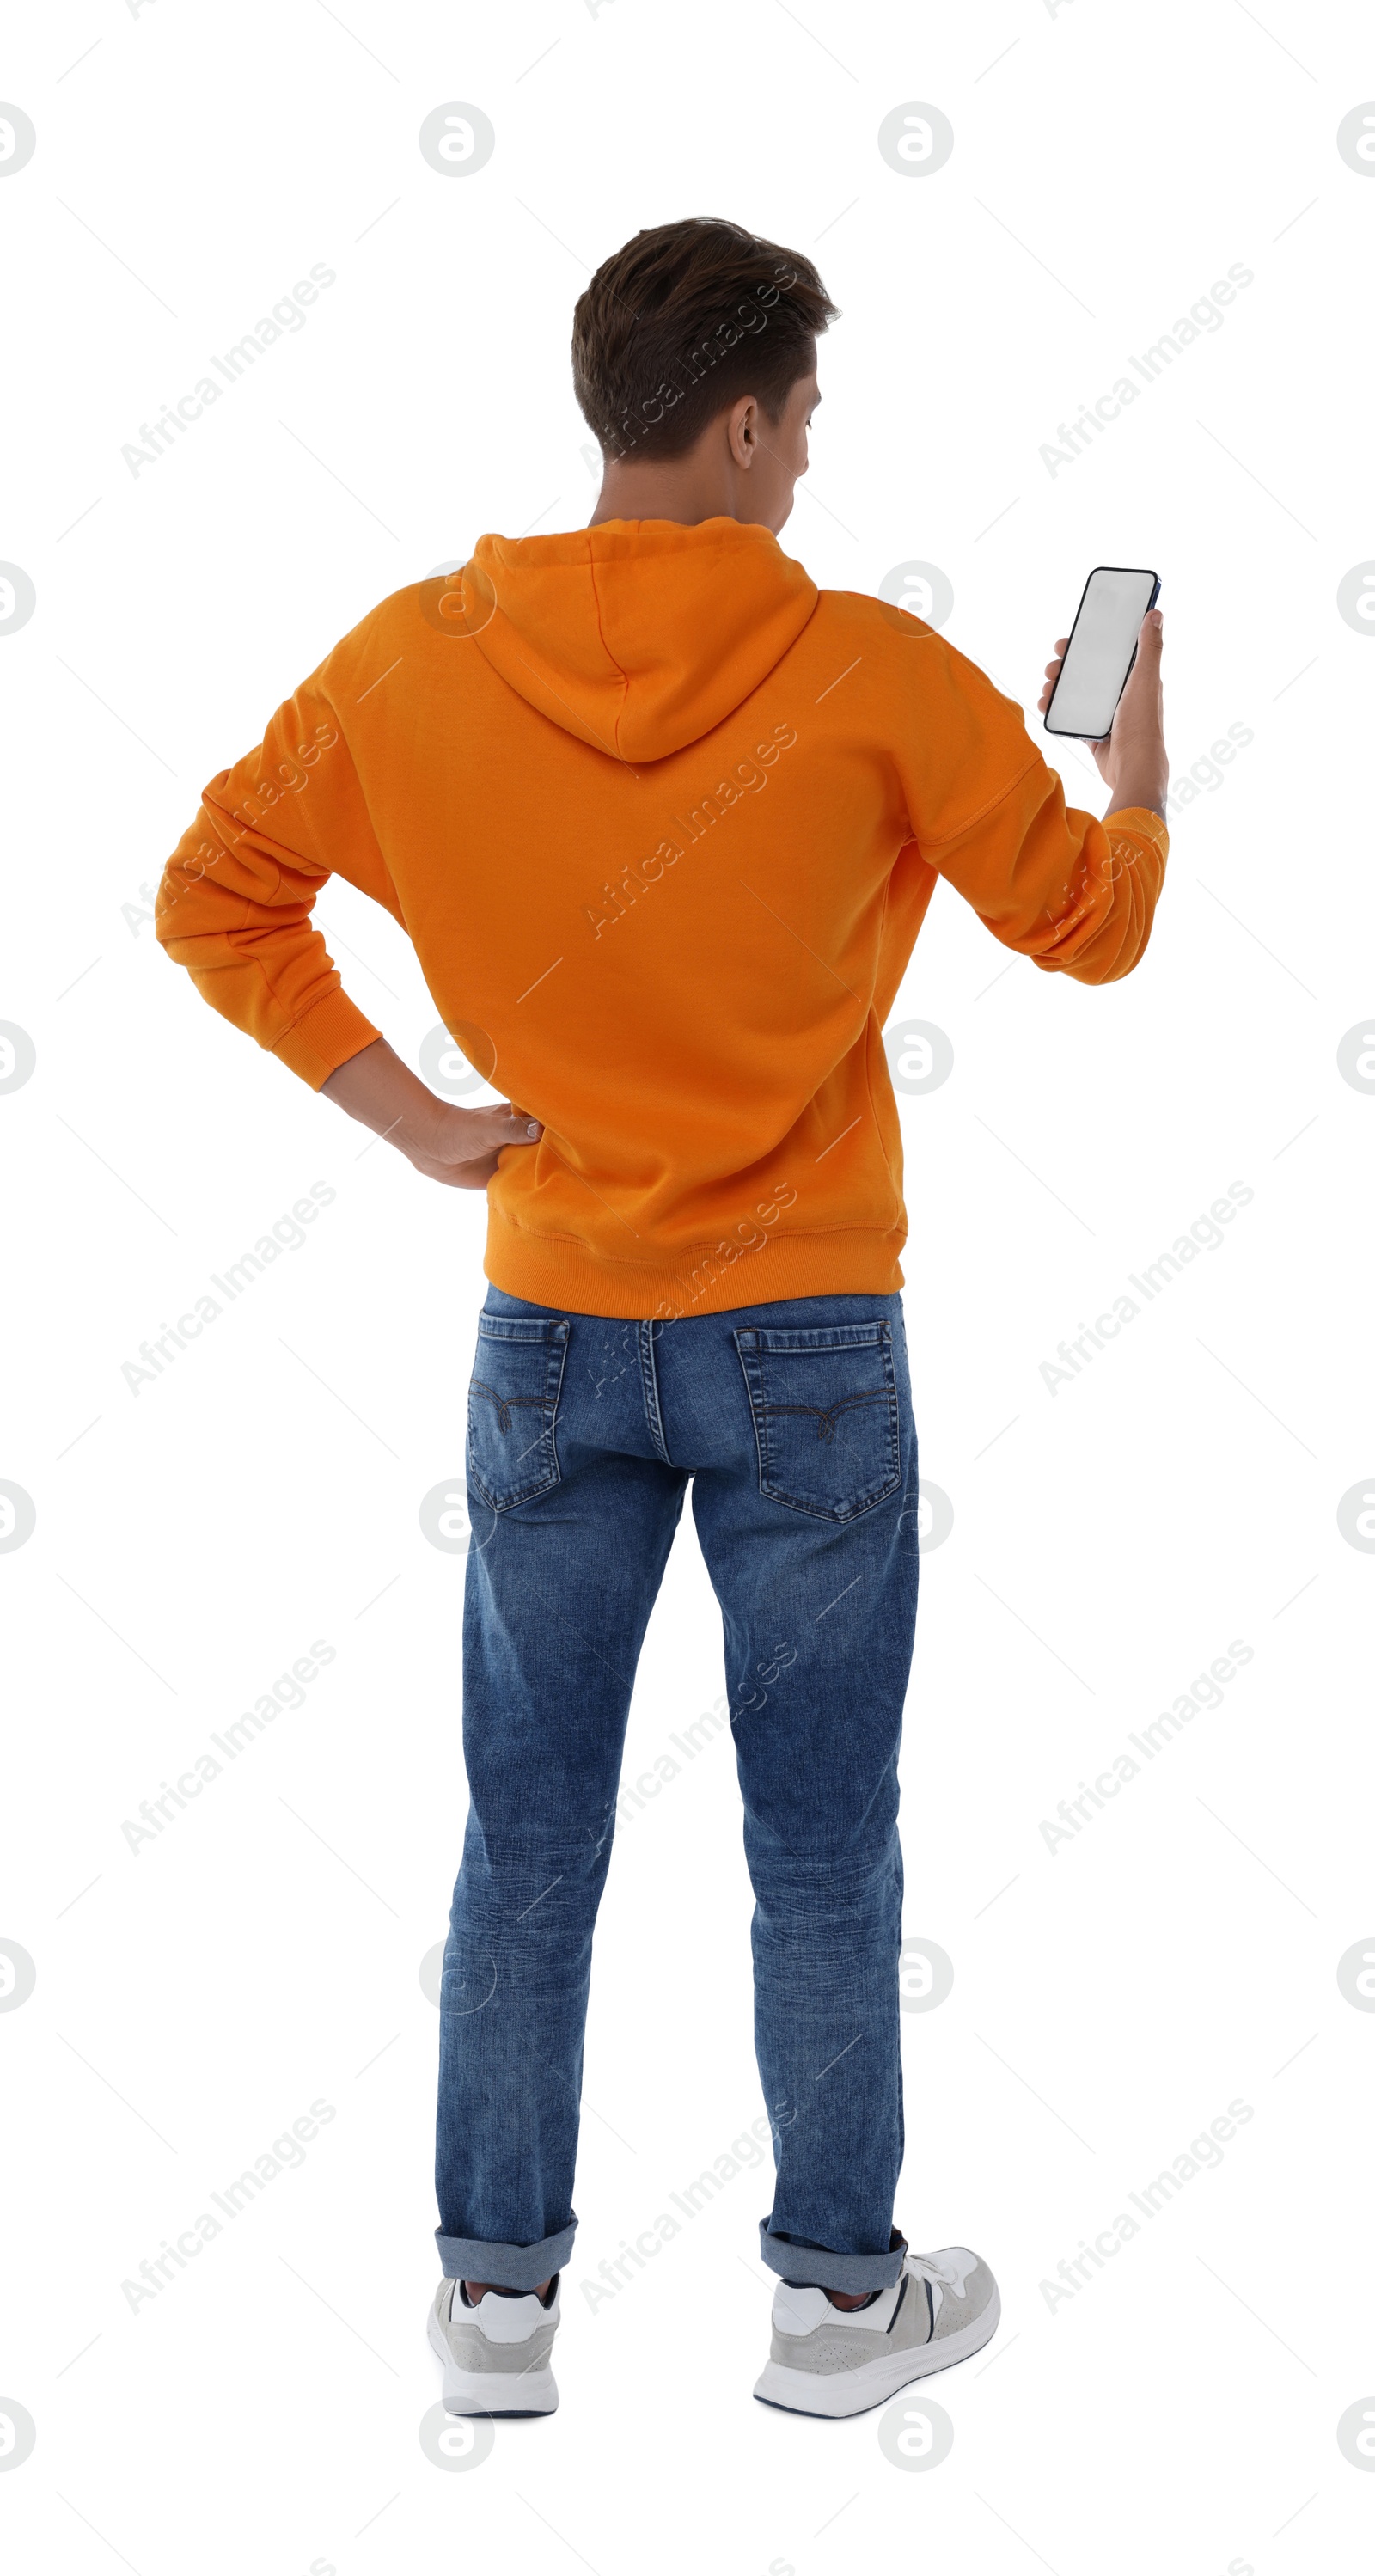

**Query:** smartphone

left=1042, top=566, right=1160, bottom=741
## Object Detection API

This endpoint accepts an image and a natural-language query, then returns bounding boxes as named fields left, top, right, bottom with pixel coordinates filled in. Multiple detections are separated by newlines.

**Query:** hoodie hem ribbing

left=483, top=1208, right=908, bottom=1319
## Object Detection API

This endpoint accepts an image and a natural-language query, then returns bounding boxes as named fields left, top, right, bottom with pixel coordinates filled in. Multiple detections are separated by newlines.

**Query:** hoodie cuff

left=1103, top=804, right=1169, bottom=856
left=272, top=988, right=382, bottom=1090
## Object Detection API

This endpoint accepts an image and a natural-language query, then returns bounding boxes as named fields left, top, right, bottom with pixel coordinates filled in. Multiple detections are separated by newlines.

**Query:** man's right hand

left=321, top=1036, right=541, bottom=1188
left=402, top=1098, right=543, bottom=1190
left=1039, top=609, right=1168, bottom=823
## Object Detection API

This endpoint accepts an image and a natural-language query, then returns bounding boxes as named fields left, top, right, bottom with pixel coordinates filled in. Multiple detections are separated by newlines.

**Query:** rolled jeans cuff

left=759, top=2220, right=908, bottom=2293
left=435, top=2216, right=577, bottom=2291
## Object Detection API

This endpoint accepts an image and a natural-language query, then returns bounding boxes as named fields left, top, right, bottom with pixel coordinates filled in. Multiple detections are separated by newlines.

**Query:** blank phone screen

left=1046, top=567, right=1158, bottom=738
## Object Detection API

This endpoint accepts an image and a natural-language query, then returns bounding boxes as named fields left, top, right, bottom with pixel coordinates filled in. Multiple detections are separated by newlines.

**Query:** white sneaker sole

left=753, top=2285, right=1000, bottom=2419
left=426, top=2307, right=559, bottom=2416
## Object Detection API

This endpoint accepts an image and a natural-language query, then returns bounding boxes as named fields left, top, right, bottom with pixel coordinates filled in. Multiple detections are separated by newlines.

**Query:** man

left=156, top=216, right=1168, bottom=2420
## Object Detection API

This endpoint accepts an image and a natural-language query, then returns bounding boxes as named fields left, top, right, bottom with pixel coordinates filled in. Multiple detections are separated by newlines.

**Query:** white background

left=3, top=2, right=1373, bottom=2569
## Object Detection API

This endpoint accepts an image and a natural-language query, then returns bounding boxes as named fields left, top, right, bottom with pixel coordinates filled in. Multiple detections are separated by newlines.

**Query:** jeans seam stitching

left=638, top=1320, right=672, bottom=1465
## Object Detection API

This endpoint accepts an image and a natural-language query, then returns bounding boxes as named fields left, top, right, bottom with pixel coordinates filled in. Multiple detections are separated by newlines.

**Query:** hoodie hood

left=460, top=517, right=818, bottom=765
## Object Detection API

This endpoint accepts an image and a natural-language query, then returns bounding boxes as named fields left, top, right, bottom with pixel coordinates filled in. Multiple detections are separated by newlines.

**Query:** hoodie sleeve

left=891, top=626, right=1167, bottom=983
left=155, top=658, right=390, bottom=1089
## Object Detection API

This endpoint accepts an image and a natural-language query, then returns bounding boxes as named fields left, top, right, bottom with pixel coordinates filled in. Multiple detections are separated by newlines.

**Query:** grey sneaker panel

left=771, top=2327, right=884, bottom=2376
left=770, top=2271, right=935, bottom=2373
left=770, top=2253, right=995, bottom=2377
left=930, top=2287, right=984, bottom=2339
left=444, top=2324, right=559, bottom=2377
left=928, top=2257, right=993, bottom=2341
left=432, top=2279, right=559, bottom=2377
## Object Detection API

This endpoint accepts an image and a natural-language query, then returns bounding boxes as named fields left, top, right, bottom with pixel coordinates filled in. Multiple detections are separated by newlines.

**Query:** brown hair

left=571, top=217, right=838, bottom=464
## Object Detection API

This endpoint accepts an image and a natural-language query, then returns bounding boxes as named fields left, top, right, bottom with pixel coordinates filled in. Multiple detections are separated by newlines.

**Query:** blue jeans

left=435, top=1287, right=920, bottom=2296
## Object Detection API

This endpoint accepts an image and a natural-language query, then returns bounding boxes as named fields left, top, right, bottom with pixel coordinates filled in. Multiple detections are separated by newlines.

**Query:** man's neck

left=589, top=459, right=749, bottom=529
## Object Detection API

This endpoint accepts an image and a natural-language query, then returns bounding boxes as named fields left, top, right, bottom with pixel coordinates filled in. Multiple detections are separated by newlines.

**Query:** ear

left=724, top=395, right=761, bottom=471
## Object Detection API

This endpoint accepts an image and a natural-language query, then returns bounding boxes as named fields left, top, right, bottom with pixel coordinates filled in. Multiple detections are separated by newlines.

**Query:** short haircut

left=571, top=217, right=838, bottom=463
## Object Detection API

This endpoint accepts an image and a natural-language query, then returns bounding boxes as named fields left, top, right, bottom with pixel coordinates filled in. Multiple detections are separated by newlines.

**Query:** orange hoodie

left=156, top=519, right=1166, bottom=1319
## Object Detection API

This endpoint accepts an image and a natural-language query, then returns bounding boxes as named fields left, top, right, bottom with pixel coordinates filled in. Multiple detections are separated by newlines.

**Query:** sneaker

left=753, top=2245, right=999, bottom=2419
left=427, top=2275, right=561, bottom=2416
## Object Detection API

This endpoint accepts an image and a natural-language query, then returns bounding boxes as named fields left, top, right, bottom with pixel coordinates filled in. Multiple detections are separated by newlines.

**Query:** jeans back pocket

left=467, top=1313, right=569, bottom=1511
left=734, top=1321, right=901, bottom=1522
